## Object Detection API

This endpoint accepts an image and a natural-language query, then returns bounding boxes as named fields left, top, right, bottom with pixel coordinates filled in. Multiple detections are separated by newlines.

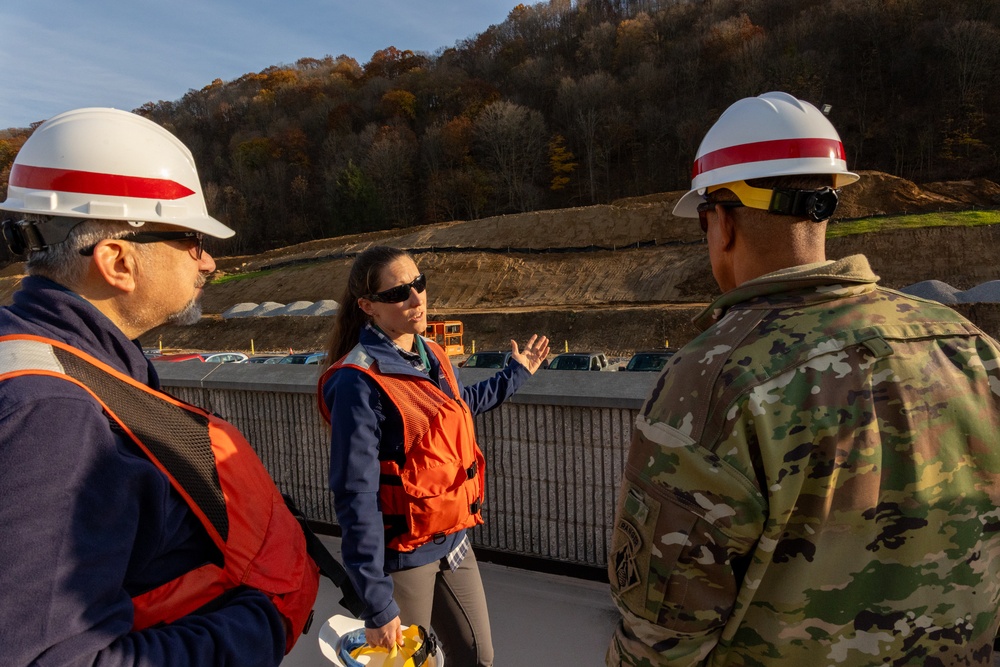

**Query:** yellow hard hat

left=319, top=614, right=441, bottom=667
left=341, top=624, right=438, bottom=667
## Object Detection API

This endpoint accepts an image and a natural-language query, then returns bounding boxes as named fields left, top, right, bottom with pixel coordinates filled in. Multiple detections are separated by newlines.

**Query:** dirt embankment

left=2, top=171, right=999, bottom=356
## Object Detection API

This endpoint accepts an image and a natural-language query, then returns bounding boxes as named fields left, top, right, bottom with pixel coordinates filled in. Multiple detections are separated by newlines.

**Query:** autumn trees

left=3, top=0, right=999, bottom=257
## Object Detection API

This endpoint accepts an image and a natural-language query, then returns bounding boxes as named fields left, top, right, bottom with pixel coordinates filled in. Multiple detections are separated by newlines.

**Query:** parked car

left=246, top=354, right=283, bottom=364
left=620, top=349, right=679, bottom=372
left=149, top=353, right=205, bottom=362
left=546, top=351, right=610, bottom=371
left=276, top=352, right=326, bottom=365
left=202, top=352, right=249, bottom=364
left=460, top=351, right=511, bottom=369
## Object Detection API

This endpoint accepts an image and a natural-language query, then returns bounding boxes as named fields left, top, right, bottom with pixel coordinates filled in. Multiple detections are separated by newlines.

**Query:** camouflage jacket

left=608, top=255, right=1000, bottom=667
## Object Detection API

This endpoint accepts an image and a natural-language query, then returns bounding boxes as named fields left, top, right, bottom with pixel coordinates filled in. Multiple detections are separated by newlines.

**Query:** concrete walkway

left=283, top=535, right=618, bottom=666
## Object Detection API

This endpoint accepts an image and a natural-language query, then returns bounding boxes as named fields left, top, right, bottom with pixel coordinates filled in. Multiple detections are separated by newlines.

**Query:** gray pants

left=390, top=549, right=494, bottom=667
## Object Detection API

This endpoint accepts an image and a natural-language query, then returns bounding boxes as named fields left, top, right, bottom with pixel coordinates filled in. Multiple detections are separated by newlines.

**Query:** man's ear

left=91, top=239, right=140, bottom=294
left=716, top=204, right=738, bottom=251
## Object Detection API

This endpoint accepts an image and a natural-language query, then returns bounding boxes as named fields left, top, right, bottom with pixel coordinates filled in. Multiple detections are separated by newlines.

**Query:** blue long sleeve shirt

left=0, top=276, right=285, bottom=667
left=322, top=327, right=529, bottom=628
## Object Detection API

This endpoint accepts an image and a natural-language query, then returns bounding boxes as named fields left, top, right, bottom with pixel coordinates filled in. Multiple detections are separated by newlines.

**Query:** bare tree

left=363, top=123, right=419, bottom=226
left=942, top=20, right=999, bottom=106
left=474, top=100, right=547, bottom=212
left=556, top=72, right=620, bottom=203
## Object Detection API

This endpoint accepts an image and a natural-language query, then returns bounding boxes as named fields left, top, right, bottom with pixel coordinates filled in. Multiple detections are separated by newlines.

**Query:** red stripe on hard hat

left=692, top=138, right=846, bottom=178
left=10, top=164, right=195, bottom=200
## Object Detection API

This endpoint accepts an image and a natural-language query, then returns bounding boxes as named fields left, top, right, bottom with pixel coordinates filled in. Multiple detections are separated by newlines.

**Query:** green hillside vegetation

left=829, top=210, right=1000, bottom=238
left=2, top=0, right=999, bottom=259
left=211, top=269, right=276, bottom=285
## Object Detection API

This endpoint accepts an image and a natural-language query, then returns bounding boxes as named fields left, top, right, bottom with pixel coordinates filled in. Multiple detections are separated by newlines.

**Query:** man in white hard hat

left=607, top=92, right=1000, bottom=666
left=0, top=108, right=319, bottom=665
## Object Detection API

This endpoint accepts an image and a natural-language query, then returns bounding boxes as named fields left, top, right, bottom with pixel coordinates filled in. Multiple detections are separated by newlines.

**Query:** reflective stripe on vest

left=318, top=338, right=486, bottom=552
left=0, top=335, right=320, bottom=654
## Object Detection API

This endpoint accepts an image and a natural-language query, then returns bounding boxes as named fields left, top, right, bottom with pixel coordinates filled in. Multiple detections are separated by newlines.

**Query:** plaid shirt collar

left=365, top=323, right=428, bottom=373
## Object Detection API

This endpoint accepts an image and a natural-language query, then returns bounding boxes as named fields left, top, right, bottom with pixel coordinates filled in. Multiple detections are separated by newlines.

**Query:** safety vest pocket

left=242, top=493, right=308, bottom=594
left=407, top=494, right=468, bottom=543
left=399, top=459, right=468, bottom=498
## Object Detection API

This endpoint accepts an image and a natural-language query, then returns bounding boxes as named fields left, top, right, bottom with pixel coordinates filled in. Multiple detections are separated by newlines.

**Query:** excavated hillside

left=2, top=171, right=999, bottom=356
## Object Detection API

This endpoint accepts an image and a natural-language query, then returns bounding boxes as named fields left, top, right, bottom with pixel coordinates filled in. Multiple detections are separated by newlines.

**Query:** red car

left=149, top=353, right=206, bottom=362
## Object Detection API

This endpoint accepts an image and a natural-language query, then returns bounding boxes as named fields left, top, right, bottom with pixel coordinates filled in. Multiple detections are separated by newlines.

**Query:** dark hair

left=324, top=246, right=413, bottom=366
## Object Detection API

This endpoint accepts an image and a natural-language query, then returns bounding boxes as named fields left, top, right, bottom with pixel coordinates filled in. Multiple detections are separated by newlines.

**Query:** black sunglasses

left=79, top=231, right=205, bottom=259
left=366, top=273, right=427, bottom=303
left=697, top=200, right=744, bottom=234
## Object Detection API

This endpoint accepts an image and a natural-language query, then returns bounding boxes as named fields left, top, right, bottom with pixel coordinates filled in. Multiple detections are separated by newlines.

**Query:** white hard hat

left=673, top=91, right=859, bottom=217
left=0, top=107, right=234, bottom=238
left=319, top=614, right=443, bottom=667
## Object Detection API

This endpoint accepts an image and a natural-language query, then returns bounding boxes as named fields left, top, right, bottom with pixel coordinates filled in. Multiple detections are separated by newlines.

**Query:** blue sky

left=0, top=0, right=524, bottom=130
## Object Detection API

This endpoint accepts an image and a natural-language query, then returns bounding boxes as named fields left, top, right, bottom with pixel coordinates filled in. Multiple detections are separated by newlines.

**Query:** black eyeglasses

left=366, top=273, right=427, bottom=303
left=79, top=231, right=205, bottom=259
left=697, top=200, right=744, bottom=234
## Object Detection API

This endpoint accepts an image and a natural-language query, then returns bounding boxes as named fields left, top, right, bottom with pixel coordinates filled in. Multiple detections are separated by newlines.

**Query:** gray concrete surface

left=279, top=538, right=1000, bottom=666
left=281, top=535, right=617, bottom=667
left=154, top=359, right=661, bottom=406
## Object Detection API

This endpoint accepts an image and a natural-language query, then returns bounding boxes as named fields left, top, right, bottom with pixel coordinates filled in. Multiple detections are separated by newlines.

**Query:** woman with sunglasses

left=318, top=245, right=549, bottom=666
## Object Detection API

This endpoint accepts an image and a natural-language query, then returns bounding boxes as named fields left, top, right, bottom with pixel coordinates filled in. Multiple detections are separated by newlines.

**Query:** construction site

left=90, top=171, right=1000, bottom=356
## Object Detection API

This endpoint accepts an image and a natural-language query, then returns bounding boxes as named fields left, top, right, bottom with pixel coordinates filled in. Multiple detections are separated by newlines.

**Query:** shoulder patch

left=612, top=517, right=643, bottom=594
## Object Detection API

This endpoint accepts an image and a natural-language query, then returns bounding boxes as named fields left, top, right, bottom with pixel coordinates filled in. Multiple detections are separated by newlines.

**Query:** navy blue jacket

left=322, top=326, right=529, bottom=628
left=0, top=276, right=285, bottom=666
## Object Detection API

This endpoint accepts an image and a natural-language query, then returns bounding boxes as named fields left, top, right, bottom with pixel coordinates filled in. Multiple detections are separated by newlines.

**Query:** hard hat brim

left=672, top=189, right=706, bottom=218
left=168, top=214, right=236, bottom=239
left=318, top=614, right=442, bottom=667
left=0, top=198, right=235, bottom=239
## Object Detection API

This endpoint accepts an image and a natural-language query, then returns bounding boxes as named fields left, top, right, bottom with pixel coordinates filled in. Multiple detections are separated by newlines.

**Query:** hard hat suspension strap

left=1, top=216, right=84, bottom=255
left=711, top=181, right=840, bottom=222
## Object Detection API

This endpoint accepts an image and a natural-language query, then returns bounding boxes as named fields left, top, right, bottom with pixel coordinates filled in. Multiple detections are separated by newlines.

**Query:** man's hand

left=510, top=334, right=550, bottom=374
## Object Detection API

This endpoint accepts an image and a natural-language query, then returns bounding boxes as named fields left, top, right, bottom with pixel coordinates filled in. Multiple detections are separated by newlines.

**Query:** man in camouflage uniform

left=607, top=92, right=1000, bottom=666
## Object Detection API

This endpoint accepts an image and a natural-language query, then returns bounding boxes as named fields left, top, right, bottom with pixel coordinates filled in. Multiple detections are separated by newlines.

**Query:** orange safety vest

left=0, top=334, right=319, bottom=654
left=318, top=339, right=486, bottom=552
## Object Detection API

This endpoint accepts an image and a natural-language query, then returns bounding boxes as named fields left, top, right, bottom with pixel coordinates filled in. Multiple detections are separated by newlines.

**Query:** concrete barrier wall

left=154, top=362, right=660, bottom=569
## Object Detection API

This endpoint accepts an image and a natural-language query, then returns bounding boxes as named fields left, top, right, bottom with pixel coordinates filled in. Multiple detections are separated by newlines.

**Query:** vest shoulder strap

left=0, top=336, right=365, bottom=619
left=0, top=335, right=229, bottom=542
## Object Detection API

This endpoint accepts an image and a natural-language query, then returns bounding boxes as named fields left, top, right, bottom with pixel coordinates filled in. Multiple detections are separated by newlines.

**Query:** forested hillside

left=1, top=0, right=998, bottom=257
